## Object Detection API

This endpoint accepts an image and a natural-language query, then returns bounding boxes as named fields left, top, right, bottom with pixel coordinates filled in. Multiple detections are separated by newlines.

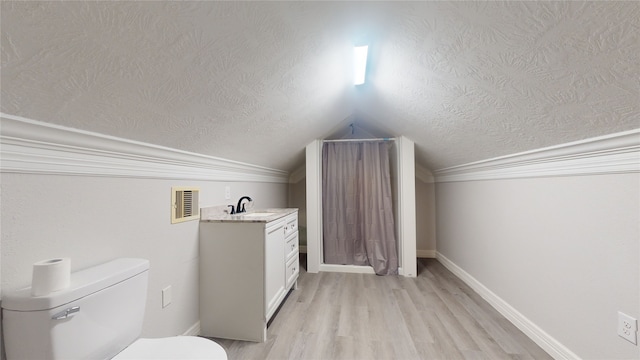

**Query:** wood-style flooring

left=210, top=256, right=552, bottom=360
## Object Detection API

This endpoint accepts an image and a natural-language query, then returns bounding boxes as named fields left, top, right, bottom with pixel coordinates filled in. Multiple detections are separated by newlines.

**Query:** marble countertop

left=200, top=208, right=297, bottom=223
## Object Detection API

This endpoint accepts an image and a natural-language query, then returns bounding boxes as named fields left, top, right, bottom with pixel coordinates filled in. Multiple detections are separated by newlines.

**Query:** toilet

left=1, top=258, right=227, bottom=360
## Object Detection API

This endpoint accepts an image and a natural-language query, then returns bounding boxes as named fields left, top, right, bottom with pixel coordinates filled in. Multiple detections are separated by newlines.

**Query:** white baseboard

left=416, top=249, right=436, bottom=258
left=319, top=264, right=376, bottom=274
left=436, top=252, right=580, bottom=360
left=183, top=321, right=201, bottom=336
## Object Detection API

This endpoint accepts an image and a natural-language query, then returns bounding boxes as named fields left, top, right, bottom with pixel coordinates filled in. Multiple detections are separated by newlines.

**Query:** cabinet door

left=265, top=222, right=285, bottom=320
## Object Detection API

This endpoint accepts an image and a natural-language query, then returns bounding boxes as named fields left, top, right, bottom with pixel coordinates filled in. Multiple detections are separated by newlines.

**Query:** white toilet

left=1, top=258, right=227, bottom=360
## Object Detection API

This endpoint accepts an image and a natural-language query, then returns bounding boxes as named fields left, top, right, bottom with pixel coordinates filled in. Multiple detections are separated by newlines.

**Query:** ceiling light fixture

left=353, top=45, right=368, bottom=85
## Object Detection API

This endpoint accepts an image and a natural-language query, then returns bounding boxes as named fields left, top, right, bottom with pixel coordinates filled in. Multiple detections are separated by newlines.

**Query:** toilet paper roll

left=31, top=258, right=71, bottom=297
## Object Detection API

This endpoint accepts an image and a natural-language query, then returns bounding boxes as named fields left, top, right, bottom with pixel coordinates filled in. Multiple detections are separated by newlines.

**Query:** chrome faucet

left=235, top=196, right=252, bottom=214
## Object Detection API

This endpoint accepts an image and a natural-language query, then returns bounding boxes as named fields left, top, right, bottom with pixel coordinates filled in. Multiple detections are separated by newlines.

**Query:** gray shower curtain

left=322, top=141, right=398, bottom=275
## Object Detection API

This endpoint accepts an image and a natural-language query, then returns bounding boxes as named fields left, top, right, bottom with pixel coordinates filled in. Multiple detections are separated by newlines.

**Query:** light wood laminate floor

left=209, top=256, right=552, bottom=360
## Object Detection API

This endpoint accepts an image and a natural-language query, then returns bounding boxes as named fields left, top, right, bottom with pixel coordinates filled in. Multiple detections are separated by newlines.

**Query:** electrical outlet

left=224, top=186, right=231, bottom=200
left=618, top=312, right=637, bottom=345
left=162, top=286, right=172, bottom=308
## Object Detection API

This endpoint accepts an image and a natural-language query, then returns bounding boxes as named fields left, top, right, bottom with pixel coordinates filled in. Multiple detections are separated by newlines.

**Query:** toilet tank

left=2, top=258, right=150, bottom=360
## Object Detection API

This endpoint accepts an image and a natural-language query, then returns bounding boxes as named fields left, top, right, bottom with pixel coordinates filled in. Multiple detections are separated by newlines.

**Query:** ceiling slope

left=1, top=1, right=638, bottom=172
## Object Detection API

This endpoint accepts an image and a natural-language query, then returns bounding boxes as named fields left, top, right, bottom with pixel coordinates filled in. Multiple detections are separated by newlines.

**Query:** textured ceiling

left=2, top=1, right=638, bottom=172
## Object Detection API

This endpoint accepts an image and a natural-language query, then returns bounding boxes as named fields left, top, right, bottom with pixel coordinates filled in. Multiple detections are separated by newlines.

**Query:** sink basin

left=241, top=212, right=276, bottom=217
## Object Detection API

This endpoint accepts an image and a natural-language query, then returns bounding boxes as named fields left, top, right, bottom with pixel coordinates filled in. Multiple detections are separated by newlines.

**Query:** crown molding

left=0, top=113, right=289, bottom=183
left=415, top=164, right=435, bottom=183
left=288, top=165, right=306, bottom=184
left=435, top=129, right=640, bottom=183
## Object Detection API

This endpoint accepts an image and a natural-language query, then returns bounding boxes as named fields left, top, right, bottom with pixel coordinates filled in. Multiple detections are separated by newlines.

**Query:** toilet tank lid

left=1, top=258, right=150, bottom=312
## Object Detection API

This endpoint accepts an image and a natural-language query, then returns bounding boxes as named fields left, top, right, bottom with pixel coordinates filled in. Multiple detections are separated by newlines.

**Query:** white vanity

left=199, top=208, right=299, bottom=342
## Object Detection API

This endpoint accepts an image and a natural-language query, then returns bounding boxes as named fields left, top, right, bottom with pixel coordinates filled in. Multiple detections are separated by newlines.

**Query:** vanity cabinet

left=199, top=209, right=299, bottom=342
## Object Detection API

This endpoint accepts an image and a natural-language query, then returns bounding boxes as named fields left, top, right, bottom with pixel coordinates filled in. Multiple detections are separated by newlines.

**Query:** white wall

left=415, top=177, right=436, bottom=257
left=288, top=178, right=307, bottom=247
left=436, top=172, right=639, bottom=358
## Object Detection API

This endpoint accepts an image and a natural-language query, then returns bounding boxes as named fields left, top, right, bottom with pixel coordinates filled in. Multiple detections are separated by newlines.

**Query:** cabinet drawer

left=284, top=215, right=298, bottom=237
left=285, top=253, right=299, bottom=289
left=285, top=232, right=298, bottom=261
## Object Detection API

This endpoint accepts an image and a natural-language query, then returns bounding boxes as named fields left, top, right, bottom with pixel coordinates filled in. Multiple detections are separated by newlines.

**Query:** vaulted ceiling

left=2, top=1, right=638, bottom=172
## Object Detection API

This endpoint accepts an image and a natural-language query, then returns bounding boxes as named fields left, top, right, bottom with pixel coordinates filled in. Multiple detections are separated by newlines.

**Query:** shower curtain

left=322, top=141, right=398, bottom=275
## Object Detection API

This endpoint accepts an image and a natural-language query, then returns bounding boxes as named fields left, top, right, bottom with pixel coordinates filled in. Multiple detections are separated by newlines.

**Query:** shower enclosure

left=305, top=136, right=417, bottom=277
left=322, top=140, right=398, bottom=275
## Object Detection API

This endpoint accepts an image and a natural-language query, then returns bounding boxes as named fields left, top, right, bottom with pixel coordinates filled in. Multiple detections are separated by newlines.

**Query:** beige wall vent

left=171, top=186, right=200, bottom=224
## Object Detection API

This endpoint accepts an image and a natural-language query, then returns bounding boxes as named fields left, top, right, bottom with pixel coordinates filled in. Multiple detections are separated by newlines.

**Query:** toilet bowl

left=113, top=336, right=227, bottom=359
left=1, top=258, right=228, bottom=360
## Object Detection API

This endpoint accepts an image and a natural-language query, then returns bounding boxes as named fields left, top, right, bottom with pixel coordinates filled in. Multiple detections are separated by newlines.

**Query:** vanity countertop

left=200, top=208, right=297, bottom=223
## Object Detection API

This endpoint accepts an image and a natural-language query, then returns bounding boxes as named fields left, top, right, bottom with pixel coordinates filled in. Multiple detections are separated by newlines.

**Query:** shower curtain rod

left=323, top=137, right=396, bottom=143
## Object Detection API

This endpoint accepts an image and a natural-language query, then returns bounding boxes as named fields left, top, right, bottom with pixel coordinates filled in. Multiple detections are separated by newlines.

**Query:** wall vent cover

left=171, top=186, right=200, bottom=224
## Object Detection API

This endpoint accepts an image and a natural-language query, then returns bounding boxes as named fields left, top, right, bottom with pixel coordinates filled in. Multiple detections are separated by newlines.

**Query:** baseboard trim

left=436, top=252, right=580, bottom=360
left=319, top=264, right=376, bottom=274
left=183, top=321, right=201, bottom=336
left=0, top=113, right=288, bottom=183
left=416, top=249, right=436, bottom=258
left=435, top=129, right=639, bottom=182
